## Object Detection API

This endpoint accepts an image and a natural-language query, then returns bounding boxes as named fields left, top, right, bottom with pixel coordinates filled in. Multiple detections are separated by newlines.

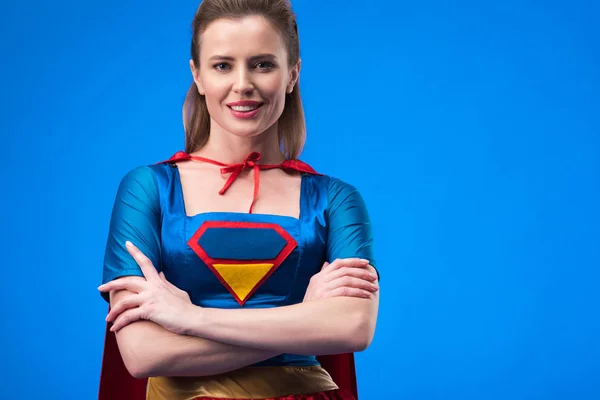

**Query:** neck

left=193, top=120, right=285, bottom=164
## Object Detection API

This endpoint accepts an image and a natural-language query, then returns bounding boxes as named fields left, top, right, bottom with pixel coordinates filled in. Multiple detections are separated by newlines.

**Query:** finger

left=328, top=276, right=379, bottom=293
left=320, top=260, right=337, bottom=273
left=98, top=277, right=146, bottom=293
left=325, top=266, right=378, bottom=283
left=126, top=241, right=160, bottom=281
left=366, top=265, right=379, bottom=282
left=323, top=258, right=370, bottom=273
left=110, top=307, right=145, bottom=332
left=331, top=258, right=371, bottom=271
left=106, top=293, right=144, bottom=322
left=327, top=286, right=372, bottom=299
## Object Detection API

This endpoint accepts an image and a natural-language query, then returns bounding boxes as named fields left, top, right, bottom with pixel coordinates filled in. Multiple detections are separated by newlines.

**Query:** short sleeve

left=101, top=166, right=162, bottom=302
left=326, top=178, right=377, bottom=273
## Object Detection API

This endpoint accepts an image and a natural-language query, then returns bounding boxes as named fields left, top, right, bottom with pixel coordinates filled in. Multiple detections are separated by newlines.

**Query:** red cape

left=98, top=322, right=358, bottom=399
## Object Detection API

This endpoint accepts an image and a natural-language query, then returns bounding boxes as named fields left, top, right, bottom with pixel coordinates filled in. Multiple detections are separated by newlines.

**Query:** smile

left=230, top=104, right=261, bottom=112
left=227, top=103, right=264, bottom=119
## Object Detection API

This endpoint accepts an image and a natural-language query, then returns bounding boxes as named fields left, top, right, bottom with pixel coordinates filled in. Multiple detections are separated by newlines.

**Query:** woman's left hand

left=98, top=241, right=194, bottom=334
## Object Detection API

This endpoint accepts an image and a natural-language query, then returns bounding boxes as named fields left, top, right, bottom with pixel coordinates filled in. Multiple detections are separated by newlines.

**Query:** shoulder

left=312, top=174, right=364, bottom=207
left=117, top=160, right=175, bottom=189
left=297, top=160, right=359, bottom=196
left=115, top=163, right=173, bottom=205
left=328, top=177, right=368, bottom=217
left=326, top=176, right=361, bottom=201
left=120, top=164, right=155, bottom=181
left=118, top=165, right=159, bottom=190
left=304, top=172, right=367, bottom=215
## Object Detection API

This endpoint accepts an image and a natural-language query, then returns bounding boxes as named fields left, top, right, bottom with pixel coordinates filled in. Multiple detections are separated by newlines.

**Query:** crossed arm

left=109, top=289, right=280, bottom=378
left=102, top=244, right=379, bottom=379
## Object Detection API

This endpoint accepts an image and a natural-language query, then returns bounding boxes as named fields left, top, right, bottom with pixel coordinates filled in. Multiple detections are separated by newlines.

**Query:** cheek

left=261, top=78, right=288, bottom=103
left=201, top=78, right=227, bottom=100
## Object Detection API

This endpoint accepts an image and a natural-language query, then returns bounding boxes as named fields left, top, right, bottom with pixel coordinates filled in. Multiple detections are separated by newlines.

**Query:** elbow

left=126, top=363, right=152, bottom=380
left=121, top=346, right=156, bottom=379
left=126, top=358, right=155, bottom=380
left=346, top=311, right=376, bottom=352
left=117, top=331, right=163, bottom=379
left=348, top=329, right=374, bottom=353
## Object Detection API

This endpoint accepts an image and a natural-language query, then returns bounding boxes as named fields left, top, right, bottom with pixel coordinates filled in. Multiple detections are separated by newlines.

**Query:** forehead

left=200, top=16, right=286, bottom=58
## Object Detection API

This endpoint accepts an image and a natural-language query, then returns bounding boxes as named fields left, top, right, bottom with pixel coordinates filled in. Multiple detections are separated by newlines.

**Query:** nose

left=233, top=67, right=254, bottom=95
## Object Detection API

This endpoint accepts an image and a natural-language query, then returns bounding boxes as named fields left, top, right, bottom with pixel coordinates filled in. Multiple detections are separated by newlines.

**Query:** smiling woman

left=98, top=1, right=379, bottom=400
left=193, top=17, right=296, bottom=133
left=183, top=0, right=304, bottom=160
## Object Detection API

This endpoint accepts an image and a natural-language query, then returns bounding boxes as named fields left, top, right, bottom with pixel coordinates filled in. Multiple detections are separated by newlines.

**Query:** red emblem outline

left=187, top=221, right=298, bottom=306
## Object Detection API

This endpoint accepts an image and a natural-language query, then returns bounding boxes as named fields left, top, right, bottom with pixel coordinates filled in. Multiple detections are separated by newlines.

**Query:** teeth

left=231, top=105, right=260, bottom=112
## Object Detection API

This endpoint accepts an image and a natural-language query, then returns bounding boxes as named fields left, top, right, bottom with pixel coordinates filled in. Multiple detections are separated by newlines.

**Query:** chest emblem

left=187, top=221, right=297, bottom=305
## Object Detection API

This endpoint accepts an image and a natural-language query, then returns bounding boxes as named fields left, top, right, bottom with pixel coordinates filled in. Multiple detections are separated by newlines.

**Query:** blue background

left=1, top=0, right=599, bottom=399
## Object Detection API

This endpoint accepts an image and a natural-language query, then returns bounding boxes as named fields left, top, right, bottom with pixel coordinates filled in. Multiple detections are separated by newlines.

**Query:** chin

left=223, top=124, right=266, bottom=139
left=225, top=116, right=279, bottom=137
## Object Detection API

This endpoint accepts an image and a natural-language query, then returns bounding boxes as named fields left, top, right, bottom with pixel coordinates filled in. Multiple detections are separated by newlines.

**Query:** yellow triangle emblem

left=213, top=263, right=274, bottom=303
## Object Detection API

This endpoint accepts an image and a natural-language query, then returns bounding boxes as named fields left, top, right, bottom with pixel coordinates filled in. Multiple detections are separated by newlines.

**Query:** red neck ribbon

left=159, top=151, right=320, bottom=213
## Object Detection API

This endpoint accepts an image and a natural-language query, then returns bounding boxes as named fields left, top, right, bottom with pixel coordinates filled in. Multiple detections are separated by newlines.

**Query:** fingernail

left=125, top=241, right=132, bottom=248
left=360, top=259, right=369, bottom=263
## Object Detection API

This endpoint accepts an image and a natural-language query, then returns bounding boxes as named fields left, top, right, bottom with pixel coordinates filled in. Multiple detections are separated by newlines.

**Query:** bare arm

left=108, top=258, right=379, bottom=378
left=111, top=287, right=279, bottom=379
left=181, top=270, right=379, bottom=355
left=105, top=253, right=379, bottom=358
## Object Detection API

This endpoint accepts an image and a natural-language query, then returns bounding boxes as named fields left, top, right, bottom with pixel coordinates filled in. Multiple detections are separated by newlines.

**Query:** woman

left=98, top=0, right=379, bottom=399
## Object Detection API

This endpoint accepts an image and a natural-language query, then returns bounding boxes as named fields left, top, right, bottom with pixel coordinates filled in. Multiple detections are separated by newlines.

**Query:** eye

left=255, top=61, right=275, bottom=70
left=213, top=62, right=231, bottom=71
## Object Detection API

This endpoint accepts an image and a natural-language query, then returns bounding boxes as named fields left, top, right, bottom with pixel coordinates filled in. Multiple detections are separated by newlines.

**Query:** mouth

left=227, top=101, right=264, bottom=119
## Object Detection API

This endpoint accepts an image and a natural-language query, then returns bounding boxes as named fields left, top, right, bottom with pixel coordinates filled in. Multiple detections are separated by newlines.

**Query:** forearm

left=110, top=289, right=277, bottom=378
left=183, top=294, right=379, bottom=355
left=116, top=320, right=278, bottom=378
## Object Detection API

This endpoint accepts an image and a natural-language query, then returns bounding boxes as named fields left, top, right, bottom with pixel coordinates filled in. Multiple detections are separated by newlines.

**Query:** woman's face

left=191, top=16, right=299, bottom=139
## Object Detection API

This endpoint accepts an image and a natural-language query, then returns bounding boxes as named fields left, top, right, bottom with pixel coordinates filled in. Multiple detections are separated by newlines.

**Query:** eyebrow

left=208, top=53, right=278, bottom=62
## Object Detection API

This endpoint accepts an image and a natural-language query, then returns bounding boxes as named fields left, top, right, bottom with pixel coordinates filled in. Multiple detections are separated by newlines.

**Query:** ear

left=287, top=59, right=301, bottom=94
left=189, top=59, right=205, bottom=95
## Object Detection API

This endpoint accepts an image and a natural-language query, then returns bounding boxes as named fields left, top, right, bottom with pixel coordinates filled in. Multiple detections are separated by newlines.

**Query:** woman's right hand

left=303, top=258, right=379, bottom=302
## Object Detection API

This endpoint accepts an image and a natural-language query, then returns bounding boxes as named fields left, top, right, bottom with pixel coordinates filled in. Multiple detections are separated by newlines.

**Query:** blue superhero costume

left=98, top=152, right=376, bottom=400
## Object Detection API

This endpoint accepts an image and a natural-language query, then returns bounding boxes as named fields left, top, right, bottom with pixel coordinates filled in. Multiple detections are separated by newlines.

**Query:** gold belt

left=146, top=365, right=339, bottom=400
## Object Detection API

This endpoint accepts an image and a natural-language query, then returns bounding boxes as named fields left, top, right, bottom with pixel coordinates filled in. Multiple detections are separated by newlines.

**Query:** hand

left=98, top=241, right=194, bottom=334
left=303, top=258, right=379, bottom=302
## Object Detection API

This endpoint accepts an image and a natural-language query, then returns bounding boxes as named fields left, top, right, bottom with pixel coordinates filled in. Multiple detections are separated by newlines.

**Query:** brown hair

left=183, top=0, right=305, bottom=159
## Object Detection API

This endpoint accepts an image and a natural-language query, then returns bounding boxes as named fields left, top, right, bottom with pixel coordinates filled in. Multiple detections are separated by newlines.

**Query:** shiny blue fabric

left=102, top=162, right=376, bottom=367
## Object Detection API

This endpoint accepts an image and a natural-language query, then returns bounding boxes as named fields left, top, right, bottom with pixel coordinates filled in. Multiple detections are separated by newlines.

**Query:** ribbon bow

left=217, top=152, right=263, bottom=210
left=160, top=151, right=319, bottom=214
